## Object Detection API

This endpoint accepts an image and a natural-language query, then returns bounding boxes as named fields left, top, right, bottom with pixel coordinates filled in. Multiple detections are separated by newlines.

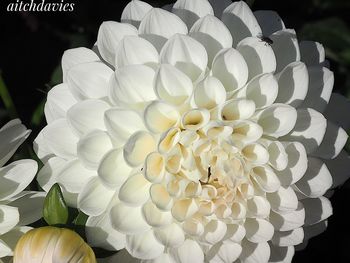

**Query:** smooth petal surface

left=194, top=76, right=226, bottom=109
left=119, top=173, right=151, bottom=206
left=269, top=203, right=305, bottom=231
left=299, top=41, right=325, bottom=66
left=171, top=239, right=204, bottom=263
left=121, top=0, right=153, bottom=27
left=254, top=10, right=285, bottom=36
left=206, top=242, right=242, bottom=263
left=269, top=245, right=294, bottom=263
left=240, top=239, right=270, bottom=263
left=0, top=205, right=19, bottom=235
left=301, top=197, right=332, bottom=226
left=324, top=93, right=350, bottom=130
left=325, top=150, right=350, bottom=187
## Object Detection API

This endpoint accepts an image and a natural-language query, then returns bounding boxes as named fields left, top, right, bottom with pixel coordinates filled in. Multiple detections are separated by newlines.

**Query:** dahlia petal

left=265, top=140, right=288, bottom=171
left=170, top=239, right=204, bottom=263
left=201, top=219, right=227, bottom=244
left=269, top=245, right=294, bottom=263
left=67, top=99, right=110, bottom=136
left=160, top=34, right=208, bottom=82
left=144, top=101, right=180, bottom=133
left=324, top=150, right=350, bottom=187
left=324, top=93, right=350, bottom=130
left=115, top=36, right=159, bottom=68
left=231, top=120, right=263, bottom=145
left=97, top=21, right=138, bottom=66
left=256, top=104, right=297, bottom=138
left=222, top=1, right=262, bottom=47
left=0, top=226, right=31, bottom=258
left=224, top=224, right=246, bottom=243
left=0, top=119, right=30, bottom=167
left=126, top=230, right=164, bottom=260
left=86, top=212, right=126, bottom=251
left=221, top=99, right=256, bottom=122
left=0, top=205, right=19, bottom=235
left=251, top=166, right=280, bottom=193
left=121, top=0, right=153, bottom=28
left=44, top=84, right=77, bottom=124
left=33, top=130, right=54, bottom=163
left=56, top=159, right=96, bottom=193
left=194, top=76, right=226, bottom=109
left=284, top=108, right=327, bottom=154
left=181, top=108, right=210, bottom=130
left=66, top=61, right=113, bottom=100
left=235, top=73, right=278, bottom=109
left=240, top=240, right=270, bottom=263
left=171, top=198, right=198, bottom=222
left=77, top=130, right=113, bottom=169
left=267, top=186, right=298, bottom=212
left=276, top=142, right=308, bottom=186
left=236, top=37, right=276, bottom=80
left=7, top=191, right=45, bottom=226
left=142, top=201, right=172, bottom=227
left=78, top=177, right=115, bottom=216
left=231, top=201, right=247, bottom=220
left=153, top=223, right=185, bottom=247
left=211, top=48, right=249, bottom=93
left=172, top=0, right=214, bottom=29
left=142, top=253, right=176, bottom=263
left=37, top=157, right=66, bottom=192
left=150, top=184, right=173, bottom=210
left=269, top=202, right=305, bottom=231
left=190, top=15, right=233, bottom=64
left=102, top=249, right=137, bottom=263
left=269, top=29, right=300, bottom=73
left=245, top=218, right=274, bottom=243
left=208, top=0, right=232, bottom=17
left=0, top=237, right=12, bottom=257
left=109, top=65, right=157, bottom=108
left=119, top=173, right=151, bottom=206
left=242, top=143, right=269, bottom=165
left=246, top=195, right=271, bottom=218
left=253, top=10, right=285, bottom=36
left=299, top=41, right=325, bottom=66
left=275, top=61, right=308, bottom=107
left=299, top=66, right=334, bottom=113
left=301, top=196, right=332, bottom=226
left=206, top=242, right=242, bottom=263
left=110, top=202, right=150, bottom=234
left=159, top=128, right=181, bottom=154
left=271, top=228, right=304, bottom=247
left=139, top=8, right=188, bottom=52
left=303, top=220, right=328, bottom=240
left=61, top=47, right=100, bottom=82
left=155, top=64, right=193, bottom=105
left=124, top=131, right=156, bottom=167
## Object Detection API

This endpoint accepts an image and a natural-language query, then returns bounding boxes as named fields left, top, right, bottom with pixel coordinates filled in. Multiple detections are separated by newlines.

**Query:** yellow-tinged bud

left=13, top=226, right=96, bottom=263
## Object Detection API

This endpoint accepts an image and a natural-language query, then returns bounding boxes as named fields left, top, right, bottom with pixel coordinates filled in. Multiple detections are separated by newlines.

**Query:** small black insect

left=259, top=35, right=273, bottom=46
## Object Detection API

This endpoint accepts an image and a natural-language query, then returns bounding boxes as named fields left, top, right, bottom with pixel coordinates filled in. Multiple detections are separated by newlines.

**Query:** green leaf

left=0, top=72, right=17, bottom=119
left=43, top=183, right=69, bottom=225
left=73, top=211, right=88, bottom=226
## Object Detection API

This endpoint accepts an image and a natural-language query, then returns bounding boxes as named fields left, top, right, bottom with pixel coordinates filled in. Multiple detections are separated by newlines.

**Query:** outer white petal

left=255, top=104, right=297, bottom=138
left=33, top=130, right=54, bottom=163
left=224, top=224, right=246, bottom=243
left=237, top=37, right=276, bottom=80
left=0, top=205, right=19, bottom=235
left=235, top=73, right=278, bottom=109
left=37, top=157, right=66, bottom=192
left=98, top=148, right=133, bottom=188
left=119, top=173, right=151, bottom=206
left=269, top=202, right=305, bottom=231
left=299, top=41, right=325, bottom=66
left=0, top=160, right=37, bottom=201
left=254, top=10, right=285, bottom=36
left=222, top=1, right=262, bottom=47
left=284, top=108, right=327, bottom=154
left=267, top=186, right=298, bottom=213
left=240, top=239, right=270, bottom=263
left=170, top=239, right=204, bottom=263
left=61, top=47, right=100, bottom=82
left=271, top=228, right=304, bottom=247
left=103, top=249, right=138, bottom=263
left=269, top=29, right=300, bottom=72
left=244, top=218, right=274, bottom=243
left=142, top=201, right=172, bottom=227
left=142, top=253, right=176, bottom=263
left=251, top=166, right=280, bottom=193
left=299, top=66, right=334, bottom=112
left=67, top=99, right=111, bottom=136
left=208, top=0, right=232, bottom=17
left=211, top=48, right=249, bottom=93
left=121, top=0, right=153, bottom=28
left=110, top=202, right=150, bottom=234
left=303, top=220, right=328, bottom=240
left=139, top=8, right=188, bottom=52
left=264, top=140, right=288, bottom=171
left=0, top=119, right=30, bottom=167
left=109, top=65, right=157, bottom=108
left=194, top=76, right=226, bottom=109
left=86, top=212, right=126, bottom=251
left=153, top=223, right=185, bottom=247
left=44, top=83, right=77, bottom=123
left=190, top=15, right=233, bottom=65
left=324, top=93, right=350, bottom=130
left=206, top=242, right=242, bottom=263
left=301, top=196, right=332, bottom=226
left=275, top=61, right=308, bottom=107
left=201, top=219, right=227, bottom=244
left=246, top=195, right=271, bottom=218
left=77, top=130, right=113, bottom=169
left=155, top=64, right=193, bottom=105
left=172, top=0, right=214, bottom=29
left=269, top=245, right=294, bottom=263
left=324, top=150, right=350, bottom=187
left=77, top=177, right=115, bottom=216
left=66, top=61, right=113, bottom=100
left=0, top=238, right=12, bottom=257
left=126, top=230, right=164, bottom=260
left=97, top=21, right=138, bottom=66
left=160, top=34, right=208, bottom=82
left=115, top=36, right=159, bottom=68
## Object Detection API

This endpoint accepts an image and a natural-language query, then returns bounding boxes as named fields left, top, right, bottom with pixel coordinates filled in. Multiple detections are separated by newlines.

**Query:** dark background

left=0, top=0, right=350, bottom=262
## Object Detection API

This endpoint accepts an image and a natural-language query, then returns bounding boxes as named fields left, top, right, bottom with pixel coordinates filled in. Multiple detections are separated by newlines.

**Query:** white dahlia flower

left=0, top=119, right=45, bottom=261
left=34, top=0, right=350, bottom=262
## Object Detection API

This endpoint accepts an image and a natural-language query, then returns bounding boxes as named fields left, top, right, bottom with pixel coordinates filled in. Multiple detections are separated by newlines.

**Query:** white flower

left=0, top=119, right=45, bottom=260
left=35, top=0, right=350, bottom=262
